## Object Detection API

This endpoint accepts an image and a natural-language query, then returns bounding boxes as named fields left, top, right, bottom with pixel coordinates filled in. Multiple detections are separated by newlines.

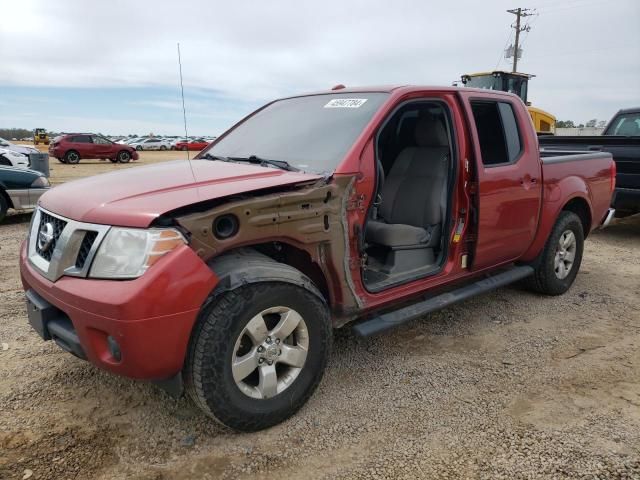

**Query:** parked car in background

left=0, top=165, right=49, bottom=222
left=539, top=107, right=640, bottom=217
left=170, top=137, right=188, bottom=149
left=0, top=137, right=40, bottom=156
left=135, top=138, right=172, bottom=151
left=20, top=86, right=615, bottom=431
left=174, top=138, right=209, bottom=151
left=0, top=147, right=30, bottom=169
left=49, top=134, right=139, bottom=164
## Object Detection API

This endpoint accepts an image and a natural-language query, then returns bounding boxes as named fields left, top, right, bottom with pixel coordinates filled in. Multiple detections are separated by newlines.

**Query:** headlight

left=89, top=227, right=186, bottom=279
left=31, top=176, right=50, bottom=187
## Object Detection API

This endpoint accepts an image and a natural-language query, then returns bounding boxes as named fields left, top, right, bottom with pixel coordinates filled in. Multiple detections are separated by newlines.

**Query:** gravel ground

left=0, top=156, right=638, bottom=479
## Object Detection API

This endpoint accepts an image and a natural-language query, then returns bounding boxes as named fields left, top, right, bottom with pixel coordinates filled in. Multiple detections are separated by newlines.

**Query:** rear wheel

left=185, top=281, right=331, bottom=431
left=64, top=150, right=80, bottom=164
left=117, top=151, right=131, bottom=163
left=525, top=211, right=584, bottom=295
left=160, top=145, right=167, bottom=151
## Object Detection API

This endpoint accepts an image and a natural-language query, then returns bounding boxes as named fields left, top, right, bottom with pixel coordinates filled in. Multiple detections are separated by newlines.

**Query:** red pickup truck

left=20, top=86, right=615, bottom=431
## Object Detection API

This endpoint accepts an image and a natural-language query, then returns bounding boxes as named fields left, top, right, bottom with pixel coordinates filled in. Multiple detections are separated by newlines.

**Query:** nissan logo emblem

left=37, top=222, right=55, bottom=252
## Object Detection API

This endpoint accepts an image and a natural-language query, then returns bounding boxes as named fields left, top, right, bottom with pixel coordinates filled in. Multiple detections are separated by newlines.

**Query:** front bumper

left=131, top=151, right=140, bottom=160
left=7, top=188, right=48, bottom=210
left=20, top=241, right=218, bottom=380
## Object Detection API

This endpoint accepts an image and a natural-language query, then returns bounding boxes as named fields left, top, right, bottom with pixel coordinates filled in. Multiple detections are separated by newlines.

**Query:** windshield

left=204, top=93, right=389, bottom=174
left=465, top=75, right=501, bottom=91
left=464, top=74, right=528, bottom=102
left=604, top=112, right=640, bottom=136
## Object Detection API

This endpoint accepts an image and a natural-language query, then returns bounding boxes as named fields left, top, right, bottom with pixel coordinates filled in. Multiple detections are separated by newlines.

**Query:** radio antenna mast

left=177, top=42, right=192, bottom=165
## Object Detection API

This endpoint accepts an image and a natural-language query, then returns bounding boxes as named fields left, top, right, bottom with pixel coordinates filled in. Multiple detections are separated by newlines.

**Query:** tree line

left=556, top=119, right=607, bottom=129
left=0, top=128, right=34, bottom=140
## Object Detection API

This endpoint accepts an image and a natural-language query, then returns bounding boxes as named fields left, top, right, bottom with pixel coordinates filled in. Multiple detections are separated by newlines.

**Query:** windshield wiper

left=201, top=153, right=231, bottom=161
left=229, top=155, right=299, bottom=172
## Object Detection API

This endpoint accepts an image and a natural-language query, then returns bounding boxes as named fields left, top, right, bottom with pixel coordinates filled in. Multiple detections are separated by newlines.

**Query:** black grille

left=36, top=212, right=67, bottom=261
left=75, top=231, right=98, bottom=269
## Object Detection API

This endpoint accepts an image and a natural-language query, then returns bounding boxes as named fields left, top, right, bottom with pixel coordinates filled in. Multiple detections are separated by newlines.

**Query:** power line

left=495, top=29, right=514, bottom=70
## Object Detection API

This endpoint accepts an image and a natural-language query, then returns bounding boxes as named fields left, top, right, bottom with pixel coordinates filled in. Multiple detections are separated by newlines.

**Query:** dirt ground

left=0, top=153, right=639, bottom=479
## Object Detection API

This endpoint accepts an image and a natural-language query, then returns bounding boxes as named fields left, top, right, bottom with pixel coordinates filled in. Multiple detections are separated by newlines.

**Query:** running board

left=352, top=265, right=534, bottom=337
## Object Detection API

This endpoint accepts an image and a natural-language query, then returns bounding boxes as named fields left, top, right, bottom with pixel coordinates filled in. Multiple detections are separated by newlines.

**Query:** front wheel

left=185, top=281, right=331, bottom=431
left=525, top=211, right=584, bottom=295
left=117, top=151, right=131, bottom=163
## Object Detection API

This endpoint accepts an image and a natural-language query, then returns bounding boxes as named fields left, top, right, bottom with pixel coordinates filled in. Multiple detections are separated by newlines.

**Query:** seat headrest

left=414, top=115, right=449, bottom=147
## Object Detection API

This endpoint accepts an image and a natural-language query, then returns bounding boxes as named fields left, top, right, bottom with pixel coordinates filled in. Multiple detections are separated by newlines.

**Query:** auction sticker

left=324, top=98, right=368, bottom=108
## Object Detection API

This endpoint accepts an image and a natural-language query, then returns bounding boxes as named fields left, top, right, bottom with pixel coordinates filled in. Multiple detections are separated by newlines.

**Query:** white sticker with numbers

left=324, top=98, right=368, bottom=108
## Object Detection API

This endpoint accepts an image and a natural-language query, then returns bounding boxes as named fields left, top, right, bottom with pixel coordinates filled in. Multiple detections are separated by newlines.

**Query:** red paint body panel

left=521, top=162, right=613, bottom=262
left=39, top=160, right=321, bottom=227
left=20, top=242, right=218, bottom=379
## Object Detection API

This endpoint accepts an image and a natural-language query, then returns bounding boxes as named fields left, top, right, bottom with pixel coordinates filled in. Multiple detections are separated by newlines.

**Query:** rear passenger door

left=464, top=97, right=542, bottom=268
left=71, top=135, right=94, bottom=158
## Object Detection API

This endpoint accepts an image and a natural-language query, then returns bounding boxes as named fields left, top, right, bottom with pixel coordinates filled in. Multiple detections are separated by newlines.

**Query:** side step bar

left=352, top=265, right=534, bottom=337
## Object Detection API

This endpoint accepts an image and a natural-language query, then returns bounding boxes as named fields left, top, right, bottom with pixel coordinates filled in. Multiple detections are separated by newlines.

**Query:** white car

left=0, top=137, right=39, bottom=156
left=135, top=138, right=171, bottom=151
left=0, top=147, right=29, bottom=168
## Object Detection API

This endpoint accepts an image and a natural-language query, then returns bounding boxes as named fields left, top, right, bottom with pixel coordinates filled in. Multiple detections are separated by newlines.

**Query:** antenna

left=177, top=43, right=193, bottom=167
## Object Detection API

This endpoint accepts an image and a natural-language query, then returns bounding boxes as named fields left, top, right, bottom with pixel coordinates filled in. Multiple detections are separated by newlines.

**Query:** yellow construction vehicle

left=33, top=128, right=50, bottom=146
left=460, top=71, right=556, bottom=134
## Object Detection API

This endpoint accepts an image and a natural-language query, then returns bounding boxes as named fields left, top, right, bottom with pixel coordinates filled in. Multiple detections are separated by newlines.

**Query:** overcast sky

left=1, top=0, right=638, bottom=135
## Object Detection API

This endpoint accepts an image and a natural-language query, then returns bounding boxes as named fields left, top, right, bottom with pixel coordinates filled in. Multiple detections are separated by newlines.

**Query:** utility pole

left=506, top=8, right=534, bottom=73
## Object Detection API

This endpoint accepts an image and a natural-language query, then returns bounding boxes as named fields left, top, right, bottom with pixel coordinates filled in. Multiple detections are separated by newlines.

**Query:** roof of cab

left=282, top=84, right=523, bottom=101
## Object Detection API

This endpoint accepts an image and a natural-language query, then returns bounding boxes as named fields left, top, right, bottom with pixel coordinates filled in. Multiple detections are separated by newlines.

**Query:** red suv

left=49, top=134, right=139, bottom=164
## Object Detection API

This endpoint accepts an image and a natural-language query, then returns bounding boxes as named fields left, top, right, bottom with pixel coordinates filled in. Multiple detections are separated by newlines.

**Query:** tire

left=160, top=145, right=167, bottom=151
left=117, top=150, right=131, bottom=163
left=0, top=192, right=8, bottom=223
left=64, top=150, right=80, bottom=164
left=525, top=211, right=584, bottom=295
left=184, top=281, right=331, bottom=432
left=136, top=145, right=143, bottom=151
left=181, top=146, right=187, bottom=151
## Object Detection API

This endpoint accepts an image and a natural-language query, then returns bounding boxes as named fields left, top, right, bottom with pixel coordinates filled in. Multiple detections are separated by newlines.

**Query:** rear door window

left=471, top=101, right=522, bottom=166
left=71, top=135, right=92, bottom=143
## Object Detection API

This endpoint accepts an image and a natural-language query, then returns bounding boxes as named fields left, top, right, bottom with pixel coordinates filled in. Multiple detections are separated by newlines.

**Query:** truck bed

left=539, top=135, right=640, bottom=216
left=539, top=150, right=614, bottom=230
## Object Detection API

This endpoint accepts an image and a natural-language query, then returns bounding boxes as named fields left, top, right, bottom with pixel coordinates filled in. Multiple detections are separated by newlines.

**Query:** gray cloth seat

left=366, top=221, right=440, bottom=248
left=367, top=115, right=449, bottom=250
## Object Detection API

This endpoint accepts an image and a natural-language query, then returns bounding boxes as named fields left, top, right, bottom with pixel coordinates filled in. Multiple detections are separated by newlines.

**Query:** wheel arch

left=206, top=246, right=329, bottom=307
left=0, top=187, right=14, bottom=209
left=561, top=196, right=592, bottom=238
left=521, top=192, right=593, bottom=263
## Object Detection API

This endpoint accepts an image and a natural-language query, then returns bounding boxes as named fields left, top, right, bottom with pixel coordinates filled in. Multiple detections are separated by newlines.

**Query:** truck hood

left=39, top=159, right=322, bottom=227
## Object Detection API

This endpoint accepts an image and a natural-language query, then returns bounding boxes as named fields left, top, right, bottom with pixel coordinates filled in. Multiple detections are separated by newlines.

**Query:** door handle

left=520, top=177, right=538, bottom=186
